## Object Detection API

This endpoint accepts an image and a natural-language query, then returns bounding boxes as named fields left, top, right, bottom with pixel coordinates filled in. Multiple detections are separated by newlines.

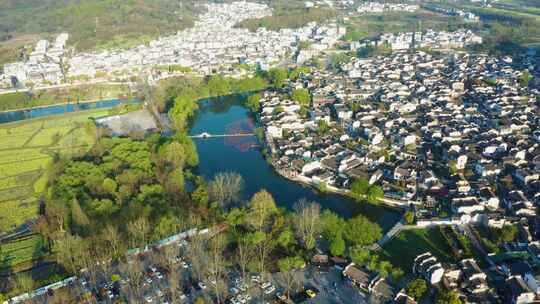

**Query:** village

left=1, top=1, right=540, bottom=303
left=0, top=2, right=344, bottom=91
left=259, top=46, right=540, bottom=302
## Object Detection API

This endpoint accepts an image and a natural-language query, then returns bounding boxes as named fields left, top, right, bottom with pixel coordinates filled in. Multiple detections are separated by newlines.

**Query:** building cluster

left=259, top=46, right=540, bottom=302
left=1, top=33, right=69, bottom=88
left=427, top=5, right=480, bottom=22
left=356, top=2, right=419, bottom=14
left=0, top=2, right=344, bottom=91
left=355, top=29, right=483, bottom=51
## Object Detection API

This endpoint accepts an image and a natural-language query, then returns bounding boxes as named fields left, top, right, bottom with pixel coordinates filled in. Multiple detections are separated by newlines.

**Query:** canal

left=190, top=95, right=401, bottom=231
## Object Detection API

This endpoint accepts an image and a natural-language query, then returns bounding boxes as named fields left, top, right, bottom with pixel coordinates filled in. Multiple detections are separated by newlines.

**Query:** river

left=0, top=99, right=139, bottom=124
left=189, top=95, right=401, bottom=231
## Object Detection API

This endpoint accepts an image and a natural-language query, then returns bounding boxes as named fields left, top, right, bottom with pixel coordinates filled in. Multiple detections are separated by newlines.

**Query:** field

left=342, top=9, right=477, bottom=42
left=0, top=234, right=48, bottom=270
left=0, top=109, right=109, bottom=234
left=378, top=228, right=457, bottom=271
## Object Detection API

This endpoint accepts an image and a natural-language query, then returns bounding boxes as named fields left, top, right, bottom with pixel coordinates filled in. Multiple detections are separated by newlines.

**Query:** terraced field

left=0, top=109, right=108, bottom=234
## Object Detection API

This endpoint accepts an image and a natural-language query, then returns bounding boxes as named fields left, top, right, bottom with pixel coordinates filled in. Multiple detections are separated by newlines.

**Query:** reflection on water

left=190, top=95, right=401, bottom=231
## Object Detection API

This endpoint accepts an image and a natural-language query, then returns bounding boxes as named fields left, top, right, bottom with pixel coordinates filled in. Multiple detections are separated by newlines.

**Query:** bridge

left=190, top=132, right=255, bottom=139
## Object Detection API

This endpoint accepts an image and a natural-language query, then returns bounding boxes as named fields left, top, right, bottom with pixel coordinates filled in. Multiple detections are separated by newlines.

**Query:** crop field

left=0, top=109, right=108, bottom=233
left=0, top=234, right=47, bottom=270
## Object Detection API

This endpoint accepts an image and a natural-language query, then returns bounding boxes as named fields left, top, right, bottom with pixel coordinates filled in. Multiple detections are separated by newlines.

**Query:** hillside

left=0, top=0, right=201, bottom=65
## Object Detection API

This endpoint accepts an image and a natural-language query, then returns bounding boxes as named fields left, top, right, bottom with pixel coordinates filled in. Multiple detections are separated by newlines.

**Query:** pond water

left=0, top=99, right=140, bottom=124
left=189, top=95, right=401, bottom=231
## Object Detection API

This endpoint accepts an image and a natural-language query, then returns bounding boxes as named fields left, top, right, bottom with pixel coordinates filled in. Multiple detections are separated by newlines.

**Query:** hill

left=0, top=0, right=201, bottom=65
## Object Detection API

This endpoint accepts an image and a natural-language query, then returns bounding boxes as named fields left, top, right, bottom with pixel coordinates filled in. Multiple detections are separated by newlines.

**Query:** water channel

left=0, top=98, right=139, bottom=124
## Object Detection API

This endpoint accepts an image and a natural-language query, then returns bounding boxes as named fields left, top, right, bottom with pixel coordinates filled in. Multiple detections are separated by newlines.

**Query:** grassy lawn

left=378, top=228, right=457, bottom=271
left=0, top=109, right=108, bottom=233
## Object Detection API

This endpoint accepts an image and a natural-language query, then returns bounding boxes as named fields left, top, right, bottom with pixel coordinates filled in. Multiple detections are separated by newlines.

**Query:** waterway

left=189, top=95, right=401, bottom=231
left=0, top=99, right=139, bottom=124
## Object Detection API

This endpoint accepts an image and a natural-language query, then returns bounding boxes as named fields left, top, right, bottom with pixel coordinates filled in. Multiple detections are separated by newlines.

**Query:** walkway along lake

left=190, top=95, right=402, bottom=231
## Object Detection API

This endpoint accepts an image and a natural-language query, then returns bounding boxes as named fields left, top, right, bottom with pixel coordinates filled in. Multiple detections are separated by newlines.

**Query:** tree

left=207, top=75, right=231, bottom=96
left=519, top=70, right=532, bottom=88
left=247, top=190, right=278, bottom=232
left=208, top=172, right=244, bottom=208
left=367, top=185, right=383, bottom=204
left=245, top=94, right=262, bottom=113
left=268, top=68, right=288, bottom=89
left=127, top=216, right=150, bottom=248
left=278, top=256, right=305, bottom=299
left=436, top=290, right=462, bottom=304
left=71, top=198, right=90, bottom=233
left=293, top=200, right=321, bottom=250
left=291, top=88, right=310, bottom=107
left=350, top=178, right=383, bottom=204
left=316, top=119, right=330, bottom=135
left=343, top=215, right=382, bottom=247
left=407, top=279, right=428, bottom=300
left=102, top=224, right=122, bottom=258
left=329, top=232, right=345, bottom=256
left=497, top=225, right=518, bottom=244
left=350, top=178, right=370, bottom=199
left=320, top=210, right=346, bottom=242
left=208, top=235, right=227, bottom=303
left=102, top=177, right=118, bottom=195
left=404, top=211, right=415, bottom=224
left=350, top=246, right=370, bottom=265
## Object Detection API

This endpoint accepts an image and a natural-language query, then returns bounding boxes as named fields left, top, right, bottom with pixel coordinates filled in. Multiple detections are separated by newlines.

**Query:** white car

left=251, top=275, right=261, bottom=283
left=155, top=272, right=164, bottom=280
left=230, top=287, right=240, bottom=295
left=145, top=277, right=153, bottom=284
left=144, top=295, right=153, bottom=303
left=198, top=282, right=207, bottom=290
left=261, top=282, right=272, bottom=289
left=264, top=286, right=276, bottom=294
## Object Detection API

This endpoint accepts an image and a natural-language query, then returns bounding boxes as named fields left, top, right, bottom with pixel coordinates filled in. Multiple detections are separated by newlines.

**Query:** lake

left=189, top=95, right=401, bottom=231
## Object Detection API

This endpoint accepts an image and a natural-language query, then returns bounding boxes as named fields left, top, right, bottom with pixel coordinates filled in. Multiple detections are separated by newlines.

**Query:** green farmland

left=0, top=109, right=109, bottom=234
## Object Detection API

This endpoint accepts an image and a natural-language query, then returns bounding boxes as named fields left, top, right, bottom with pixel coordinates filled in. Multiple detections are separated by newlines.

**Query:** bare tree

left=127, top=216, right=150, bottom=248
left=236, top=235, right=253, bottom=283
left=208, top=234, right=227, bottom=303
left=102, top=224, right=122, bottom=258
left=293, top=200, right=321, bottom=250
left=208, top=172, right=244, bottom=208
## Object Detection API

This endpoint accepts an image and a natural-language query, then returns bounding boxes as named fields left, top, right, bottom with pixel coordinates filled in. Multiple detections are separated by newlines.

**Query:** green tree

left=316, top=119, right=330, bottom=135
left=519, top=70, right=532, bottom=88
left=404, top=211, right=415, bottom=224
left=247, top=190, right=278, bottom=232
left=245, top=94, right=262, bottom=113
left=329, top=232, right=345, bottom=256
left=268, top=68, right=288, bottom=89
left=350, top=178, right=370, bottom=199
left=343, top=215, right=382, bottom=247
left=291, top=88, right=310, bottom=107
left=406, top=279, right=428, bottom=300
left=102, top=178, right=118, bottom=194
left=367, top=185, right=383, bottom=204
left=350, top=246, right=370, bottom=265
left=320, top=210, right=346, bottom=242
left=436, top=290, right=462, bottom=304
left=207, top=75, right=231, bottom=96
